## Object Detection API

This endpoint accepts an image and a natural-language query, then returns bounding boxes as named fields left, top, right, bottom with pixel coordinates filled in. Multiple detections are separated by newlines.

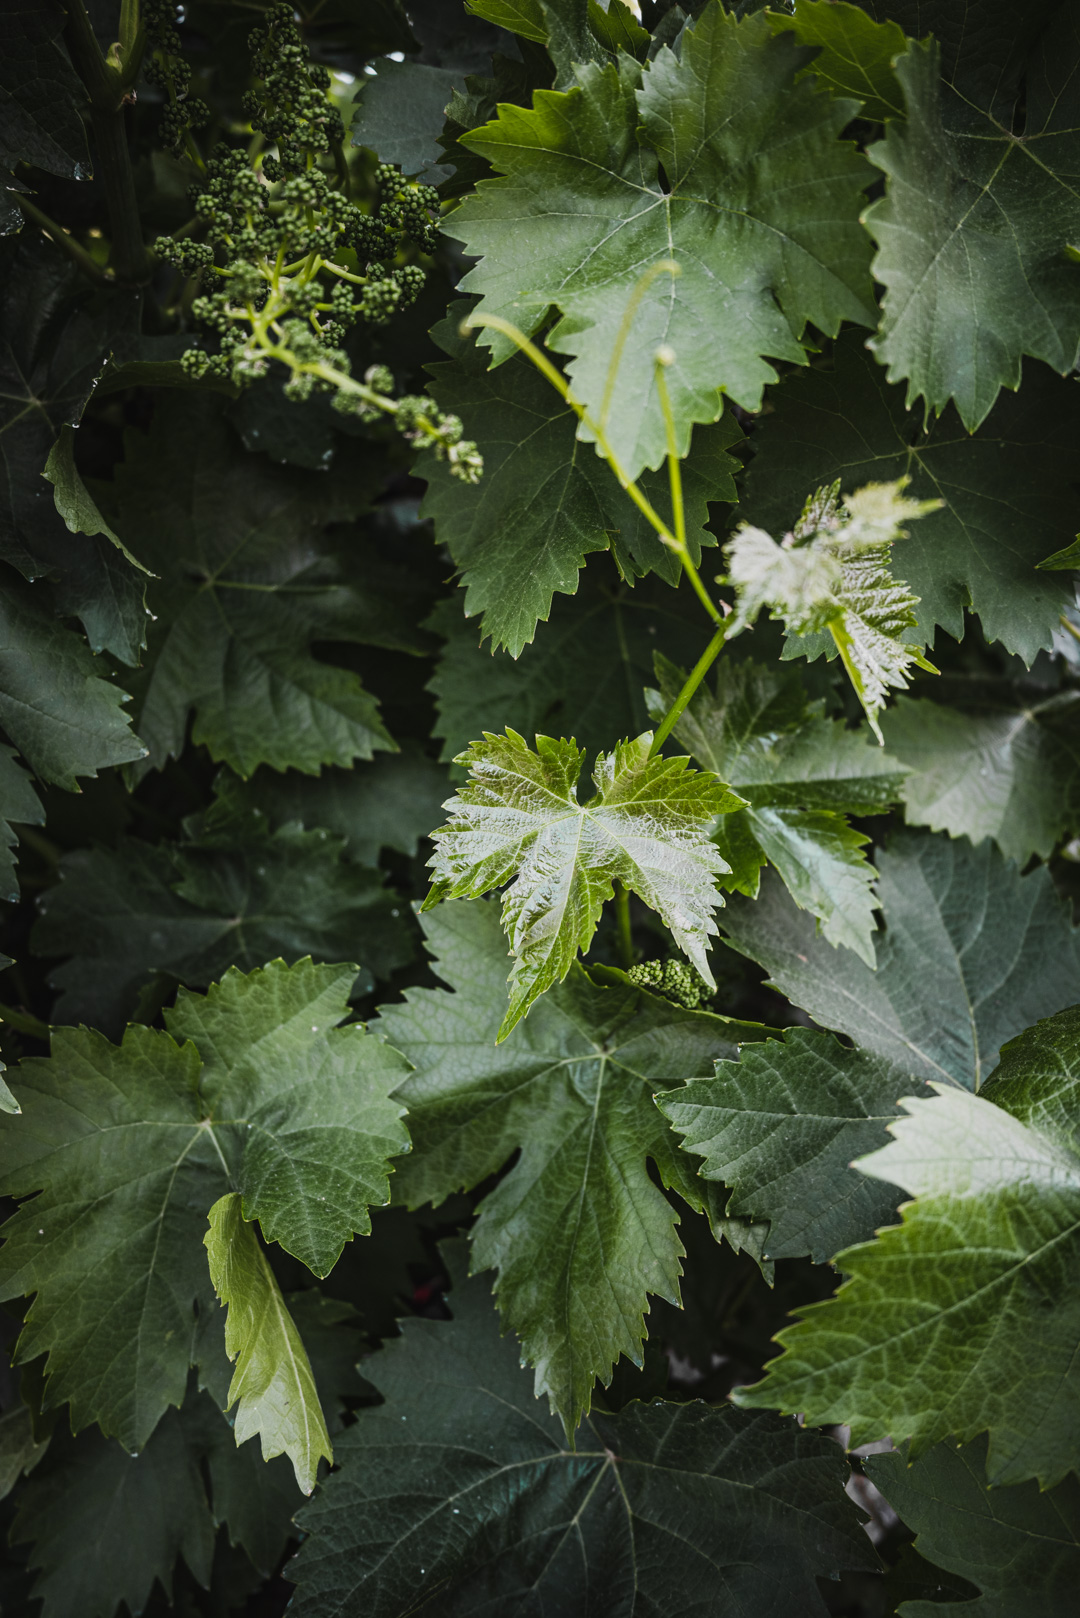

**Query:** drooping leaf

left=0, top=961, right=409, bottom=1448
left=0, top=2, right=91, bottom=180
left=659, top=1026, right=934, bottom=1264
left=0, top=743, right=43, bottom=903
left=768, top=0, right=908, bottom=121
left=866, top=1434, right=1080, bottom=1618
left=287, top=1247, right=877, bottom=1616
left=0, top=570, right=146, bottom=789
left=428, top=568, right=713, bottom=768
left=648, top=653, right=906, bottom=963
left=721, top=829, right=1080, bottom=1092
left=376, top=899, right=763, bottom=1428
left=426, top=727, right=741, bottom=1037
left=864, top=13, right=1080, bottom=430
left=736, top=1007, right=1080, bottom=1488
left=419, top=309, right=741, bottom=654
left=110, top=394, right=403, bottom=778
left=738, top=331, right=1080, bottom=663
left=450, top=3, right=875, bottom=478
left=33, top=812, right=415, bottom=1034
left=205, top=1194, right=333, bottom=1494
left=882, top=691, right=1080, bottom=864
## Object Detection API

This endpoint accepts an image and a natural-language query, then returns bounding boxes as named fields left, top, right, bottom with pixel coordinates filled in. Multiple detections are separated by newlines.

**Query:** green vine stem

left=0, top=1002, right=50, bottom=1042
left=648, top=624, right=727, bottom=758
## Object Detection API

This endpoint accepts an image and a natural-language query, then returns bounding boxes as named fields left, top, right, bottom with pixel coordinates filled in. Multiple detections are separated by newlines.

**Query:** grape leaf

left=419, top=310, right=741, bottom=654
left=0, top=744, right=43, bottom=904
left=450, top=3, right=876, bottom=478
left=376, top=899, right=763, bottom=1428
left=0, top=2, right=91, bottom=180
left=768, top=0, right=908, bottom=121
left=738, top=1008, right=1080, bottom=1489
left=33, top=813, right=415, bottom=1035
left=648, top=653, right=906, bottom=963
left=882, top=691, right=1080, bottom=863
left=428, top=569, right=713, bottom=768
left=205, top=1194, right=332, bottom=1494
left=0, top=961, right=410, bottom=1448
left=426, top=728, right=741, bottom=1037
left=659, top=1026, right=935, bottom=1263
left=738, top=332, right=1080, bottom=663
left=0, top=1403, right=48, bottom=1500
left=864, top=12, right=1080, bottom=430
left=110, top=394, right=401, bottom=778
left=351, top=60, right=460, bottom=182
left=0, top=571, right=146, bottom=789
left=721, top=829, right=1080, bottom=1091
left=866, top=1434, right=1080, bottom=1618
left=287, top=1247, right=877, bottom=1616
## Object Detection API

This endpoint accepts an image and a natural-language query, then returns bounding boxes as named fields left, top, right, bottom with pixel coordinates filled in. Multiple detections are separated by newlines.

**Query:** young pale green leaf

left=722, top=829, right=1080, bottom=1092
left=882, top=691, right=1080, bottom=864
left=426, top=728, right=741, bottom=1037
left=377, top=899, right=763, bottom=1429
left=724, top=478, right=939, bottom=739
left=866, top=1435, right=1080, bottom=1616
left=648, top=654, right=906, bottom=962
left=737, top=1007, right=1080, bottom=1488
left=0, top=961, right=409, bottom=1449
left=419, top=310, right=740, bottom=655
left=33, top=813, right=415, bottom=1035
left=0, top=743, right=43, bottom=904
left=288, top=1246, right=876, bottom=1616
left=205, top=1194, right=332, bottom=1494
left=768, top=0, right=908, bottom=121
left=865, top=15, right=1080, bottom=430
left=451, top=3, right=875, bottom=478
left=658, top=1026, right=935, bottom=1263
left=740, top=331, right=1080, bottom=663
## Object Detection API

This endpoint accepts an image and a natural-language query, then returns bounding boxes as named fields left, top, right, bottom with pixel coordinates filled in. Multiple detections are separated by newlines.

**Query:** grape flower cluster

left=626, top=959, right=712, bottom=1011
left=153, top=2, right=481, bottom=482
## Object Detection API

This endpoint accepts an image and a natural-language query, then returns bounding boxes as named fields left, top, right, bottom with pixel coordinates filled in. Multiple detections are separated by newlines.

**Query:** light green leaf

left=866, top=1434, right=1080, bottom=1618
left=0, top=961, right=409, bottom=1448
left=865, top=17, right=1080, bottom=430
left=419, top=309, right=740, bottom=655
left=0, top=742, right=43, bottom=904
left=287, top=1248, right=876, bottom=1615
left=648, top=654, right=906, bottom=962
left=721, top=830, right=1080, bottom=1091
left=377, top=900, right=763, bottom=1429
left=451, top=3, right=875, bottom=478
left=739, top=331, right=1080, bottom=663
left=426, top=728, right=741, bottom=1037
left=205, top=1193, right=332, bottom=1494
left=769, top=0, right=908, bottom=121
left=736, top=1007, right=1080, bottom=1488
left=882, top=691, right=1080, bottom=863
left=659, top=1026, right=934, bottom=1263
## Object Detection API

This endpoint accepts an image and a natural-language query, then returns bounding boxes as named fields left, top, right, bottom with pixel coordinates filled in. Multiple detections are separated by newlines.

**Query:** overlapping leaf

left=738, top=332, right=1080, bottom=662
left=864, top=9, right=1080, bottom=429
left=769, top=0, right=908, bottom=121
left=648, top=654, right=906, bottom=962
left=426, top=728, right=740, bottom=1036
left=377, top=899, right=761, bottom=1427
left=419, top=310, right=740, bottom=654
left=0, top=744, right=43, bottom=904
left=0, top=961, right=410, bottom=1451
left=451, top=2, right=875, bottom=478
left=738, top=1007, right=1080, bottom=1489
left=722, top=828, right=1080, bottom=1091
left=288, top=1248, right=876, bottom=1616
left=0, top=2, right=91, bottom=180
left=32, top=811, right=414, bottom=1034
left=659, top=1026, right=934, bottom=1263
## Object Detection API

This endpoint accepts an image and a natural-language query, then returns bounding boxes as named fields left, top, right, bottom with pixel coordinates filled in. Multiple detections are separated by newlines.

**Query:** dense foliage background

left=2, top=1, right=1080, bottom=1613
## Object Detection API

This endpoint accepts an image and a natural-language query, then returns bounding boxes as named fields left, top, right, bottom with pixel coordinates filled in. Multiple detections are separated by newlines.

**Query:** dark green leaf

left=0, top=2, right=91, bottom=179
left=287, top=1248, right=877, bottom=1616
left=738, top=332, right=1080, bottom=663
left=867, top=1435, right=1080, bottom=1617
left=0, top=1403, right=49, bottom=1500
left=659, top=1026, right=933, bottom=1263
left=0, top=743, right=43, bottom=903
left=420, top=310, right=740, bottom=654
left=721, top=830, right=1080, bottom=1091
left=377, top=899, right=760, bottom=1428
left=769, top=0, right=908, bottom=121
left=352, top=61, right=461, bottom=182
left=451, top=5, right=875, bottom=478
